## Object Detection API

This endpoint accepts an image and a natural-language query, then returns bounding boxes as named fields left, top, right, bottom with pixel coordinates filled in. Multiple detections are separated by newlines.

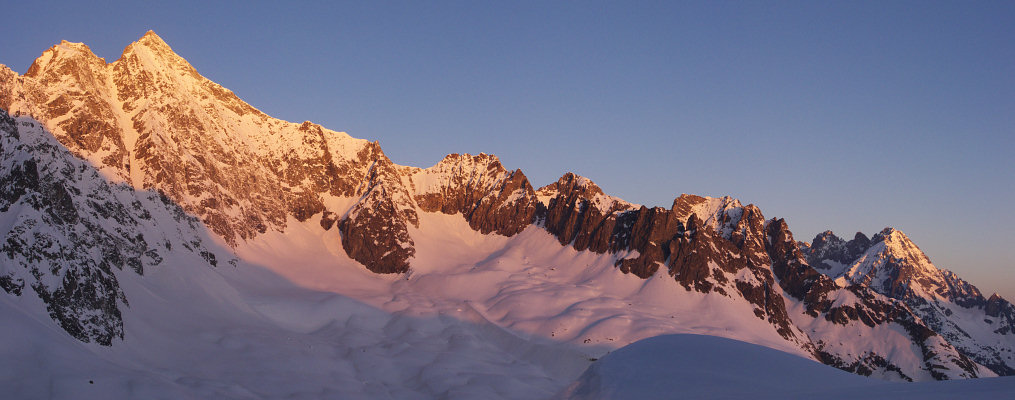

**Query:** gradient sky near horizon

left=3, top=1, right=1013, bottom=299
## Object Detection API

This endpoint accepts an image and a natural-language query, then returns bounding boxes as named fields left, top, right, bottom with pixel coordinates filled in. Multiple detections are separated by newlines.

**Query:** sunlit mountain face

left=1, top=32, right=1013, bottom=399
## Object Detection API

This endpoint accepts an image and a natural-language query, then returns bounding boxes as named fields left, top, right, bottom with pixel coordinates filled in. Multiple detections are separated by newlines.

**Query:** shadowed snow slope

left=558, top=334, right=1015, bottom=399
left=1, top=237, right=586, bottom=400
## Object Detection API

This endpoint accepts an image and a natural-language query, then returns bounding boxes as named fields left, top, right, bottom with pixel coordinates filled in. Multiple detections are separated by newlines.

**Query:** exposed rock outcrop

left=0, top=109, right=221, bottom=345
left=414, top=153, right=539, bottom=236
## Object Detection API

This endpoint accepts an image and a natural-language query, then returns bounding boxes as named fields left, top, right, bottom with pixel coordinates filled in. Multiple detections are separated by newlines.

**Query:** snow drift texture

left=558, top=334, right=1015, bottom=399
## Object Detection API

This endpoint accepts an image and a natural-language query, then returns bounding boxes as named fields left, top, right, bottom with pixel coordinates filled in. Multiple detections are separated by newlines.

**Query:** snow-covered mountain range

left=2, top=32, right=1013, bottom=397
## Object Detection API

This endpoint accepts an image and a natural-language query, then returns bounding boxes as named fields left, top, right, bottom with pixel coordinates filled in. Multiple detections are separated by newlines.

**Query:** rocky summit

left=801, top=229, right=1015, bottom=375
left=1, top=32, right=1013, bottom=393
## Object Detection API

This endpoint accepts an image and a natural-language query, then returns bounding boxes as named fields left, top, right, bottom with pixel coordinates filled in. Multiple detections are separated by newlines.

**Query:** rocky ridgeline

left=1, top=32, right=1010, bottom=380
left=414, top=153, right=539, bottom=236
left=0, top=109, right=220, bottom=345
left=536, top=185, right=981, bottom=379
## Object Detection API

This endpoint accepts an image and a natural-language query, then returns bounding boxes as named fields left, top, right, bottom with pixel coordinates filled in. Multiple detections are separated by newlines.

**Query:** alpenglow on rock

left=1, top=32, right=1011, bottom=382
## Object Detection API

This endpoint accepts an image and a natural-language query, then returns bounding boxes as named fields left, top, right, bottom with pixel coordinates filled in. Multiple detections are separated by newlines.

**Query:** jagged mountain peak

left=800, top=224, right=1015, bottom=375
left=433, top=152, right=503, bottom=170
left=807, top=230, right=871, bottom=244
left=799, top=224, right=1015, bottom=353
left=810, top=230, right=844, bottom=246
left=113, top=30, right=259, bottom=121
left=3, top=33, right=1012, bottom=384
left=138, top=30, right=167, bottom=46
left=558, top=172, right=602, bottom=191
left=828, top=226, right=943, bottom=300
left=803, top=230, right=872, bottom=276
left=871, top=226, right=899, bottom=239
left=671, top=194, right=745, bottom=240
left=537, top=172, right=604, bottom=200
left=119, top=30, right=179, bottom=63
left=535, top=172, right=635, bottom=216
left=24, top=40, right=105, bottom=80
left=114, top=31, right=212, bottom=100
left=810, top=230, right=868, bottom=244
left=45, top=39, right=96, bottom=58
left=2, top=32, right=383, bottom=245
left=806, top=225, right=992, bottom=302
left=816, top=229, right=837, bottom=237
left=766, top=217, right=795, bottom=242
left=986, top=294, right=1014, bottom=319
left=671, top=194, right=742, bottom=218
left=869, top=227, right=934, bottom=268
left=23, top=31, right=175, bottom=82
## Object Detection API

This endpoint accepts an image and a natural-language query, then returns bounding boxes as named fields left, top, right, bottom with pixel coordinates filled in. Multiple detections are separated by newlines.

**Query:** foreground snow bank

left=557, top=334, right=1015, bottom=399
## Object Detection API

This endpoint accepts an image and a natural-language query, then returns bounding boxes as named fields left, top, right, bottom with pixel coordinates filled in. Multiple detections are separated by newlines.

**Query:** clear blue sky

left=4, top=1, right=1013, bottom=299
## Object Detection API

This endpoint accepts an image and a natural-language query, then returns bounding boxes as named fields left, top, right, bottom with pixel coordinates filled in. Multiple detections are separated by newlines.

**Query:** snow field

left=557, top=334, right=1015, bottom=399
left=2, top=194, right=1009, bottom=398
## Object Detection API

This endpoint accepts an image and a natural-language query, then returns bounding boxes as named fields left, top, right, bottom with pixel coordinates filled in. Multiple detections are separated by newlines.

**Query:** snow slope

left=2, top=217, right=583, bottom=399
left=558, top=334, right=1015, bottom=400
left=9, top=208, right=988, bottom=399
left=5, top=206, right=804, bottom=399
left=0, top=195, right=886, bottom=399
left=239, top=211, right=810, bottom=358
